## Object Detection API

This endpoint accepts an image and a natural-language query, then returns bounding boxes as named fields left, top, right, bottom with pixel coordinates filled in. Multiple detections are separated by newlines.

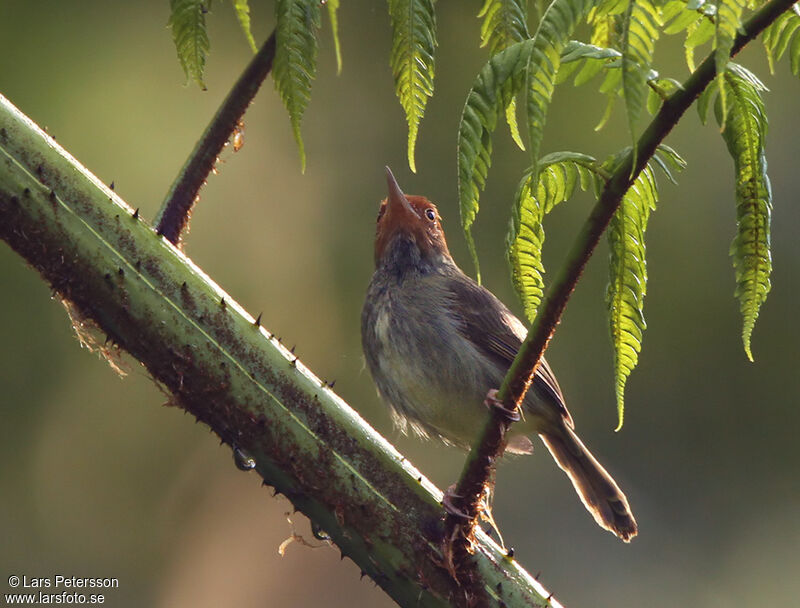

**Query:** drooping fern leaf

left=697, top=75, right=720, bottom=123
left=478, top=0, right=530, bottom=149
left=232, top=0, right=258, bottom=53
left=714, top=0, right=747, bottom=122
left=327, top=0, right=343, bottom=74
left=662, top=0, right=703, bottom=36
left=587, top=0, right=626, bottom=45
left=168, top=0, right=211, bottom=89
left=684, top=12, right=715, bottom=70
left=606, top=146, right=686, bottom=430
left=762, top=2, right=800, bottom=75
left=388, top=0, right=437, bottom=173
left=507, top=152, right=605, bottom=321
left=458, top=41, right=533, bottom=282
left=621, top=0, right=660, bottom=150
left=458, top=0, right=600, bottom=280
left=556, top=40, right=622, bottom=85
left=557, top=41, right=679, bottom=123
left=273, top=0, right=322, bottom=172
left=526, top=0, right=601, bottom=177
left=606, top=165, right=656, bottom=431
left=715, top=64, right=772, bottom=360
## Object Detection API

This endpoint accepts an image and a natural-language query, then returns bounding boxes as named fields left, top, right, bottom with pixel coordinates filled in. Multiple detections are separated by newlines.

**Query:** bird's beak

left=384, top=166, right=416, bottom=218
left=375, top=166, right=431, bottom=266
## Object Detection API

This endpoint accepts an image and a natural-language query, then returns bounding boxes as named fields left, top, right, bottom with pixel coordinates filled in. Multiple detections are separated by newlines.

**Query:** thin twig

left=444, top=0, right=796, bottom=567
left=155, top=31, right=277, bottom=245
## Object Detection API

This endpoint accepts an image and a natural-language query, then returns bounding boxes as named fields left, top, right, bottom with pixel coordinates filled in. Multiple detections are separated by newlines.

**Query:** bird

left=360, top=167, right=637, bottom=542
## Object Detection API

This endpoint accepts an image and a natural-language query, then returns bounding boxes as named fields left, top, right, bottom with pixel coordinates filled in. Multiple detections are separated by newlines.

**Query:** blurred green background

left=1, top=1, right=799, bottom=606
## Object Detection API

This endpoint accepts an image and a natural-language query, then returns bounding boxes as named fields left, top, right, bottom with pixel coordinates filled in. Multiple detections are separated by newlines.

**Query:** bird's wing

left=445, top=275, right=573, bottom=426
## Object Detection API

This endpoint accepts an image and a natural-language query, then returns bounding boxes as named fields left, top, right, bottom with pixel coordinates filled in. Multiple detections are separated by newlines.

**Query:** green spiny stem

left=0, top=93, right=557, bottom=608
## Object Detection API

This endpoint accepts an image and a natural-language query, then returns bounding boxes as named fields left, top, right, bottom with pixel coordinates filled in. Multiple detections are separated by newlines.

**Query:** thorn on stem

left=254, top=312, right=262, bottom=327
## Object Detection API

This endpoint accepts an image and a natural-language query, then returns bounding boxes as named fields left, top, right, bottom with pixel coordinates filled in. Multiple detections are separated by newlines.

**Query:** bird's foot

left=442, top=484, right=471, bottom=520
left=484, top=388, right=521, bottom=422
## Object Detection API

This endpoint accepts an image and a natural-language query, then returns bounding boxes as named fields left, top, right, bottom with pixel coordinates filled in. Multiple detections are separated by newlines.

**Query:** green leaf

left=646, top=77, right=682, bottom=115
left=651, top=144, right=688, bottom=184
left=713, top=0, right=746, bottom=123
left=762, top=3, right=800, bottom=75
left=326, top=0, right=343, bottom=74
left=458, top=40, right=533, bottom=281
left=168, top=0, right=211, bottom=89
left=507, top=152, right=605, bottom=321
left=714, top=64, right=772, bottom=360
left=697, top=77, right=719, bottom=123
left=505, top=99, right=526, bottom=150
left=388, top=0, right=437, bottom=173
left=458, top=0, right=599, bottom=279
left=232, top=0, right=258, bottom=53
left=685, top=16, right=715, bottom=70
left=621, top=0, right=661, bottom=151
left=588, top=0, right=627, bottom=47
left=478, top=0, right=530, bottom=149
left=557, top=40, right=620, bottom=85
left=662, top=1, right=702, bottom=35
left=526, top=0, right=601, bottom=179
left=273, top=0, right=322, bottom=172
left=606, top=164, right=658, bottom=431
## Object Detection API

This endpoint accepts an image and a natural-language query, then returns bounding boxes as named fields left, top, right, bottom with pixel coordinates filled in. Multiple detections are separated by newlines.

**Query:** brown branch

left=155, top=30, right=277, bottom=245
left=444, top=0, right=796, bottom=572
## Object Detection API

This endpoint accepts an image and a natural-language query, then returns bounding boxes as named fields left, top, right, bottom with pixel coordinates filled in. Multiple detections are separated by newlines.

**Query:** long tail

left=540, top=425, right=638, bottom=542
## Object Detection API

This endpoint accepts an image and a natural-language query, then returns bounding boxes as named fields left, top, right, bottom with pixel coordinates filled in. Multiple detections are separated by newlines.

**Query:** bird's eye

left=425, top=208, right=436, bottom=221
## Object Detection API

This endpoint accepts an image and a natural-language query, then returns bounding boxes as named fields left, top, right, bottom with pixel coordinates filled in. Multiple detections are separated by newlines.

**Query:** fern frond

left=525, top=0, right=601, bottom=180
left=232, top=0, right=258, bottom=52
left=646, top=76, right=682, bottom=114
left=388, top=0, right=437, bottom=173
left=458, top=0, right=599, bottom=279
left=715, top=64, right=772, bottom=360
left=606, top=164, right=657, bottom=431
left=697, top=76, right=720, bottom=123
left=478, top=0, right=530, bottom=149
left=714, top=0, right=747, bottom=122
left=557, top=40, right=622, bottom=86
left=621, top=0, right=661, bottom=149
left=762, top=3, right=800, bottom=75
left=662, top=0, right=702, bottom=34
left=168, top=0, right=211, bottom=88
left=273, top=0, right=322, bottom=172
left=685, top=14, right=715, bottom=70
left=651, top=144, right=688, bottom=184
left=326, top=0, right=343, bottom=74
left=507, top=152, right=605, bottom=321
left=458, top=40, right=533, bottom=281
left=479, top=0, right=531, bottom=55
left=587, top=0, right=625, bottom=47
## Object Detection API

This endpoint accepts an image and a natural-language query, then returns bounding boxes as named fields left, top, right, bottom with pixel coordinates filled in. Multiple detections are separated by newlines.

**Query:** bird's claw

left=442, top=484, right=471, bottom=520
left=484, top=389, right=521, bottom=422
